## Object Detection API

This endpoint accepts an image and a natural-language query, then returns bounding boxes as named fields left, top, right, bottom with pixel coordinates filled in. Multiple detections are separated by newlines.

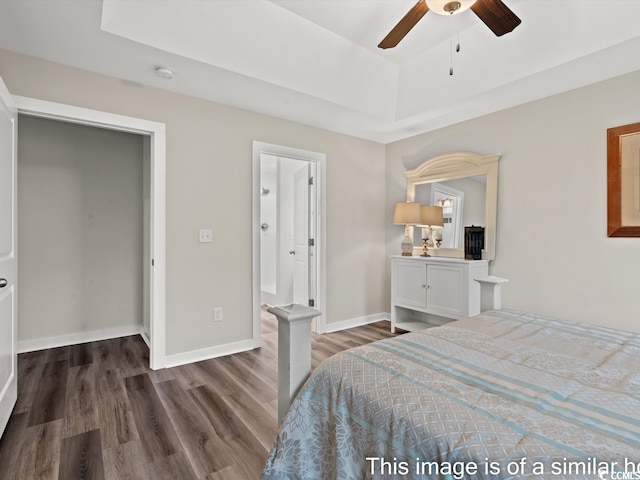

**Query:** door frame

left=252, top=141, right=326, bottom=344
left=431, top=182, right=464, bottom=249
left=14, top=96, right=167, bottom=370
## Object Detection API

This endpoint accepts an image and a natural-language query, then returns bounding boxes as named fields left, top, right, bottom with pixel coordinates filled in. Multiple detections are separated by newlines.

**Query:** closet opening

left=14, top=96, right=166, bottom=369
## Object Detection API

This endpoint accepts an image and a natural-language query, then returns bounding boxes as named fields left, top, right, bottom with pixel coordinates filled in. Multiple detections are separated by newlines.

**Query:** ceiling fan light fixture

left=378, top=0, right=521, bottom=49
left=427, top=0, right=477, bottom=15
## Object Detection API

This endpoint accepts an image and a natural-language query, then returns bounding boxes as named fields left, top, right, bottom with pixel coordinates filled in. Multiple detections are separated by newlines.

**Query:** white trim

left=140, top=330, right=151, bottom=349
left=322, top=313, right=390, bottom=334
left=17, top=325, right=147, bottom=354
left=14, top=96, right=161, bottom=135
left=13, top=96, right=167, bottom=369
left=252, top=141, right=327, bottom=345
left=163, top=339, right=256, bottom=368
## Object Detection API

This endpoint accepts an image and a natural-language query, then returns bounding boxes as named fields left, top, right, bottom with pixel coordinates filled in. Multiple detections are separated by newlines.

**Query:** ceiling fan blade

left=378, top=0, right=429, bottom=49
left=470, top=0, right=521, bottom=37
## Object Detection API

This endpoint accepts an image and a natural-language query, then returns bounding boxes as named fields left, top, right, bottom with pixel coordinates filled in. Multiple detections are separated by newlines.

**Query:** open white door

left=0, top=76, right=17, bottom=437
left=292, top=165, right=310, bottom=305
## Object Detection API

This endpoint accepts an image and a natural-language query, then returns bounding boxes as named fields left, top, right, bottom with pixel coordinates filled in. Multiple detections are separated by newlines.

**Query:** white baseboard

left=322, top=312, right=390, bottom=334
left=18, top=324, right=147, bottom=353
left=163, top=338, right=257, bottom=368
left=163, top=312, right=390, bottom=367
left=140, top=329, right=151, bottom=348
left=17, top=313, right=390, bottom=363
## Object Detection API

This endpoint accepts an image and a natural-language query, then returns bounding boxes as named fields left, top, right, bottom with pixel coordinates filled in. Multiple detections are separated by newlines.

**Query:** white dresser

left=391, top=255, right=488, bottom=332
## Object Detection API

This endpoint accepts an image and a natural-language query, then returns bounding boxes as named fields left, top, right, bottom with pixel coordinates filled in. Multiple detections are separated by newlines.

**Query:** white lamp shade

left=393, top=202, right=422, bottom=225
left=420, top=205, right=444, bottom=226
left=427, top=0, right=476, bottom=15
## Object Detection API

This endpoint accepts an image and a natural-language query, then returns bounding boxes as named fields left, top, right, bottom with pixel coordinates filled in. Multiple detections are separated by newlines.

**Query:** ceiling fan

left=378, top=0, right=521, bottom=49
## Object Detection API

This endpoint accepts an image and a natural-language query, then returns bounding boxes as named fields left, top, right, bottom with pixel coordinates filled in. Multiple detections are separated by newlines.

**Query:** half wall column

left=267, top=304, right=321, bottom=424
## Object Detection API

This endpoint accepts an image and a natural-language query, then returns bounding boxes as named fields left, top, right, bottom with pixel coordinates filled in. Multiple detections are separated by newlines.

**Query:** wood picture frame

left=607, top=121, right=640, bottom=237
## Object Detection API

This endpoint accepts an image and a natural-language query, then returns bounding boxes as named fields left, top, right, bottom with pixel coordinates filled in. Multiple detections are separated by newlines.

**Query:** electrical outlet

left=213, top=307, right=223, bottom=322
left=199, top=229, right=213, bottom=243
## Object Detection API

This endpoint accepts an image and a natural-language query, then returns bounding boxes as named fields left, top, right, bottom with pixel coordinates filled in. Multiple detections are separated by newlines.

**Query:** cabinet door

left=426, top=264, right=465, bottom=318
left=393, top=260, right=427, bottom=310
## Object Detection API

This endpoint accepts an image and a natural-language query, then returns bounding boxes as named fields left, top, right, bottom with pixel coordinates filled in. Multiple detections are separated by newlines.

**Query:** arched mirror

left=405, top=152, right=501, bottom=260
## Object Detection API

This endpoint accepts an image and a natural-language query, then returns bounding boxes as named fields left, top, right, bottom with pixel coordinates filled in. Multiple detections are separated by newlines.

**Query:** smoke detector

left=155, top=66, right=175, bottom=80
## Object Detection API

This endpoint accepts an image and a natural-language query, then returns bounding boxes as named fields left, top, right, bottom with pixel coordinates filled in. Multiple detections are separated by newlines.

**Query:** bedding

left=261, top=309, right=640, bottom=480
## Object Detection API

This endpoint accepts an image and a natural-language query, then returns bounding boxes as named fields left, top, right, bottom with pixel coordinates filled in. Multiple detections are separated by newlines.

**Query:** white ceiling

left=1, top=0, right=640, bottom=143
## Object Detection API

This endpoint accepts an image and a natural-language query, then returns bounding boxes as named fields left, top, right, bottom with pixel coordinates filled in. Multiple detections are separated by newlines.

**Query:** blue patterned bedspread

left=261, top=309, right=640, bottom=479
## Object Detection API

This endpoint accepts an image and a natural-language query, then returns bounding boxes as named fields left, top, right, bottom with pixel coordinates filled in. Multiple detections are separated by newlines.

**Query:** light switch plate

left=199, top=229, right=213, bottom=243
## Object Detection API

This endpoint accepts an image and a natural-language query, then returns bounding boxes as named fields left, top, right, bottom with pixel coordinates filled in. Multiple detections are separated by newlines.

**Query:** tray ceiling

left=1, top=0, right=639, bottom=142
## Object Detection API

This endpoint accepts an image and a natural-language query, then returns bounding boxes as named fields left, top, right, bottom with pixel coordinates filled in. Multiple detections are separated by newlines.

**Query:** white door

left=0, top=76, right=17, bottom=437
left=292, top=165, right=310, bottom=305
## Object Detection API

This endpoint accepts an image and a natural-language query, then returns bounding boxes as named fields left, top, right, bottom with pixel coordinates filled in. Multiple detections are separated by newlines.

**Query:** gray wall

left=18, top=115, right=143, bottom=342
left=11, top=45, right=637, bottom=353
left=386, top=70, right=640, bottom=333
left=0, top=49, right=387, bottom=356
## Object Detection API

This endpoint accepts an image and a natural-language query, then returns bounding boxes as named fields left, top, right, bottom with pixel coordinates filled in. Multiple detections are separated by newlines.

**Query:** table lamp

left=420, top=205, right=444, bottom=257
left=393, top=202, right=422, bottom=256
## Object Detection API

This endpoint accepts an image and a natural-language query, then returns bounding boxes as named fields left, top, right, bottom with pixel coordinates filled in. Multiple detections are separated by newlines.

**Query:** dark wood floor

left=0, top=311, right=402, bottom=480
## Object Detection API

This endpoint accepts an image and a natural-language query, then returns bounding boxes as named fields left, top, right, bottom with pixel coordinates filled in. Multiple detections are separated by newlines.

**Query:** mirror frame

left=405, top=151, right=501, bottom=260
left=607, top=121, right=640, bottom=237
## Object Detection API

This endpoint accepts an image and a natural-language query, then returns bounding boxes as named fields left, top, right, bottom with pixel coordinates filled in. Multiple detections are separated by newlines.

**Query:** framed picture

left=607, top=121, right=640, bottom=237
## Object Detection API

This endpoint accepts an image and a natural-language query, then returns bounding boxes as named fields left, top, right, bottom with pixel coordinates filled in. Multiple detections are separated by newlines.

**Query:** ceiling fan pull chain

left=449, top=39, right=454, bottom=75
left=450, top=16, right=461, bottom=75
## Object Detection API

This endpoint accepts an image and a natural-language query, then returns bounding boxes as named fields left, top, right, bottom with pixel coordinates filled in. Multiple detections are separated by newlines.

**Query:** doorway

left=259, top=155, right=316, bottom=308
left=431, top=183, right=464, bottom=249
left=252, top=142, right=326, bottom=346
left=18, top=115, right=145, bottom=351
left=14, top=95, right=166, bottom=369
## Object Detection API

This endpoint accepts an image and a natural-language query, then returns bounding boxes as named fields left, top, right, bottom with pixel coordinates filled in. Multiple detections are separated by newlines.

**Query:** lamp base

left=421, top=238, right=431, bottom=257
left=400, top=230, right=413, bottom=256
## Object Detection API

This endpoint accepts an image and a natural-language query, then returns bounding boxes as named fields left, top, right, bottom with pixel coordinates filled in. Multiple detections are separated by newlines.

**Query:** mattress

left=261, top=309, right=640, bottom=479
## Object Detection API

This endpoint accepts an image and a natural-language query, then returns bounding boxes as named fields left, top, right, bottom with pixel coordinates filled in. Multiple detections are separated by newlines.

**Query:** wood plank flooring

left=0, top=310, right=402, bottom=480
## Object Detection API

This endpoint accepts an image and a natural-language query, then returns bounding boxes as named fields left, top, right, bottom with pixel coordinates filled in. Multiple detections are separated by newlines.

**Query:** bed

left=261, top=309, right=640, bottom=479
